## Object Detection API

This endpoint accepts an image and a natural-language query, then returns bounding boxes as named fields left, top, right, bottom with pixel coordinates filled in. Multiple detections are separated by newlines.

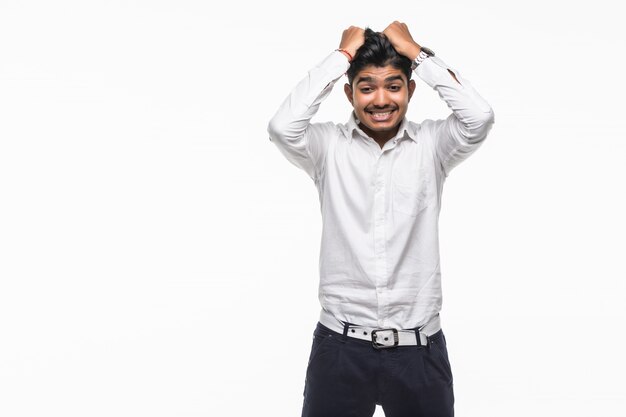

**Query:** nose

left=372, top=89, right=389, bottom=107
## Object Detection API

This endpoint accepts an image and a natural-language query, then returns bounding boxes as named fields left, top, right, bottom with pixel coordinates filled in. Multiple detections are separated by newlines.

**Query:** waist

left=319, top=309, right=441, bottom=337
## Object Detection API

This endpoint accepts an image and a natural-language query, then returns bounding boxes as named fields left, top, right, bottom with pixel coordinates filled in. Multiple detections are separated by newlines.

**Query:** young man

left=268, top=22, right=494, bottom=417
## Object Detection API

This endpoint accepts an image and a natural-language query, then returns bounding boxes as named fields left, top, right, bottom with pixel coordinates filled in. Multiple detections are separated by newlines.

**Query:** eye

left=388, top=85, right=401, bottom=91
left=360, top=87, right=373, bottom=93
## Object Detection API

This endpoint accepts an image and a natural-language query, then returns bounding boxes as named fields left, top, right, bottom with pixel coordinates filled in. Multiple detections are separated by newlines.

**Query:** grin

left=367, top=109, right=396, bottom=122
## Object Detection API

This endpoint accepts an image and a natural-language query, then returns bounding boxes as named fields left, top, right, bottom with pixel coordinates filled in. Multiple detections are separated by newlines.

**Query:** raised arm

left=383, top=21, right=495, bottom=177
left=267, top=27, right=364, bottom=181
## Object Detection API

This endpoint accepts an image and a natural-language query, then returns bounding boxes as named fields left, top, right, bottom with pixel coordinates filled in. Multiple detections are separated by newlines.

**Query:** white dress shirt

left=268, top=50, right=495, bottom=333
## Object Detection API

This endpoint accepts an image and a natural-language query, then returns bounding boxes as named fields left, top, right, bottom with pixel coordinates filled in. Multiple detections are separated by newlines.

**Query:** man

left=267, top=21, right=495, bottom=417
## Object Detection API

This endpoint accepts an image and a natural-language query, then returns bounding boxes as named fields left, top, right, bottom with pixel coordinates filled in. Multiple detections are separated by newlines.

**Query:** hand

left=382, top=21, right=421, bottom=61
left=338, top=26, right=365, bottom=59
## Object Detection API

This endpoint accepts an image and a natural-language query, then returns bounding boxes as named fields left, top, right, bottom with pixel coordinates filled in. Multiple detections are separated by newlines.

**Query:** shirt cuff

left=315, top=50, right=351, bottom=80
left=414, top=55, right=460, bottom=89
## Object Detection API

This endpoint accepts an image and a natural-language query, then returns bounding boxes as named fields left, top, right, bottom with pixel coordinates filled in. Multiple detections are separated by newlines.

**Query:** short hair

left=346, top=28, right=412, bottom=86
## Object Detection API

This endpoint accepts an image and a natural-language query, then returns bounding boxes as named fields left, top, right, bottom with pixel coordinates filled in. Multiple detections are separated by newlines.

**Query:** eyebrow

left=356, top=75, right=405, bottom=85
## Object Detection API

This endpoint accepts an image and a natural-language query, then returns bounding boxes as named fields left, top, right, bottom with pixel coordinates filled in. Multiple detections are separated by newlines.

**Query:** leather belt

left=319, top=312, right=441, bottom=349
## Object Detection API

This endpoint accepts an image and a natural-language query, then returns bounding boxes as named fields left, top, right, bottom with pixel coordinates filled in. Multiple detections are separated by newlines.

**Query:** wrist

left=336, top=48, right=353, bottom=62
left=407, top=44, right=422, bottom=61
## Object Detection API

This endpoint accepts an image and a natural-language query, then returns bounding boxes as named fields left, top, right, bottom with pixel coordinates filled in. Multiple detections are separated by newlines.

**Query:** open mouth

left=367, top=109, right=396, bottom=122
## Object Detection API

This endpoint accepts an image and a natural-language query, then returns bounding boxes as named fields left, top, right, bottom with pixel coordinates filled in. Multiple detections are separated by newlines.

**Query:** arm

left=383, top=21, right=495, bottom=177
left=267, top=27, right=365, bottom=181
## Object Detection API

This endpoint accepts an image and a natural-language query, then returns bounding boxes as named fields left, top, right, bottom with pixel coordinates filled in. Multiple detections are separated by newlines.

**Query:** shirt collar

left=346, top=111, right=416, bottom=144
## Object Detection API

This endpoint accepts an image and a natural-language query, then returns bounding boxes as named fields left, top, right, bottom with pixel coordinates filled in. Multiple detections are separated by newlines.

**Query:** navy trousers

left=301, top=322, right=454, bottom=417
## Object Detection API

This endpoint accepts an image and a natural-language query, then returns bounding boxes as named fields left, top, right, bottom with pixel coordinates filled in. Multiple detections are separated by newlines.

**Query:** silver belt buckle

left=371, top=328, right=399, bottom=349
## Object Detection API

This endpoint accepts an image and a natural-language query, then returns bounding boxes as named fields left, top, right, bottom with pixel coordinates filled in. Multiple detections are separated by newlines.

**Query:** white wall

left=1, top=1, right=624, bottom=416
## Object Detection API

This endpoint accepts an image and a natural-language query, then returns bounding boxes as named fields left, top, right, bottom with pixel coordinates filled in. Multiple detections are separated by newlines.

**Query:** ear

left=407, top=79, right=416, bottom=101
left=344, top=83, right=354, bottom=106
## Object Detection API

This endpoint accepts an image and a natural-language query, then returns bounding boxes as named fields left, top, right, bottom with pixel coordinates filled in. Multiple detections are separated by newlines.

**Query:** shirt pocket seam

left=391, top=167, right=432, bottom=217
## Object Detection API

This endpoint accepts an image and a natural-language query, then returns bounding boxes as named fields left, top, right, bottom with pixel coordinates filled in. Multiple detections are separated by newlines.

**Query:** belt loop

left=414, top=327, right=423, bottom=348
left=415, top=326, right=432, bottom=349
left=342, top=321, right=350, bottom=344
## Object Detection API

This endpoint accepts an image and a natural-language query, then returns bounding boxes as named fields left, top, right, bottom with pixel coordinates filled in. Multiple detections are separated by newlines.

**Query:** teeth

left=369, top=110, right=394, bottom=121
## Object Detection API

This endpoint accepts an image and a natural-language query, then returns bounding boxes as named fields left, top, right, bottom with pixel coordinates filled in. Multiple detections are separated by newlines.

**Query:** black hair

left=346, top=28, right=412, bottom=86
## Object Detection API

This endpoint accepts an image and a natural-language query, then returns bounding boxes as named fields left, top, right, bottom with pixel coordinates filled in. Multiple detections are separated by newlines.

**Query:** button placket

left=373, top=154, right=389, bottom=327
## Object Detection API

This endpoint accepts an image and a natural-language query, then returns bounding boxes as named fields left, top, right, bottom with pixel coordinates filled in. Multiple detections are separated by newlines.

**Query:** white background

left=1, top=1, right=625, bottom=416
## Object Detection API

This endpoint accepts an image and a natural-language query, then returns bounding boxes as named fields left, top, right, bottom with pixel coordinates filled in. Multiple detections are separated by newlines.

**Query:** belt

left=319, top=311, right=441, bottom=349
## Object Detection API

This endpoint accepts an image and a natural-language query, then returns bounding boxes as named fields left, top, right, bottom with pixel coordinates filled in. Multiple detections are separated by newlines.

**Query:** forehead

left=354, top=64, right=407, bottom=84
